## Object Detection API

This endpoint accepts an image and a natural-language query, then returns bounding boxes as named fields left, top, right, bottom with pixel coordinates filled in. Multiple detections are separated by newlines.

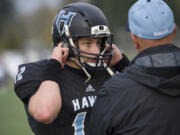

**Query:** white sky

left=14, top=0, right=63, bottom=15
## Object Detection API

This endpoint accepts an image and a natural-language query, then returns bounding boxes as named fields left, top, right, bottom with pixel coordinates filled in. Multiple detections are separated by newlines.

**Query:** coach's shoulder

left=103, top=72, right=129, bottom=89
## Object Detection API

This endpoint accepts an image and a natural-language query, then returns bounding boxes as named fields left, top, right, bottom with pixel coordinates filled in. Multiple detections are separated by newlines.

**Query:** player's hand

left=109, top=44, right=123, bottom=66
left=51, top=42, right=69, bottom=68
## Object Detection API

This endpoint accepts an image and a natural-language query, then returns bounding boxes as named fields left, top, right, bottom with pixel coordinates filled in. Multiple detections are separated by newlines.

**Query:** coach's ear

left=131, top=33, right=140, bottom=51
left=172, top=24, right=177, bottom=40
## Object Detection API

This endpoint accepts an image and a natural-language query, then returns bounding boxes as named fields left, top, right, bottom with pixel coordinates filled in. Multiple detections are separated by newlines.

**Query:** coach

left=88, top=0, right=180, bottom=135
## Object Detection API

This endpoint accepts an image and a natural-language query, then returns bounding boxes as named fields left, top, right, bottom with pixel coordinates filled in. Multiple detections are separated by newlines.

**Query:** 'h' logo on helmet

left=56, top=10, right=76, bottom=35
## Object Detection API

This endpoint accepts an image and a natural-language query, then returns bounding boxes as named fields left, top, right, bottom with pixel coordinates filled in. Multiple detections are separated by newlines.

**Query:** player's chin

left=83, top=57, right=97, bottom=63
left=86, top=59, right=97, bottom=63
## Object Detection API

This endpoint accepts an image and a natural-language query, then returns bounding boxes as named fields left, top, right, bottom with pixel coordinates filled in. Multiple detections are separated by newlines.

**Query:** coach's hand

left=51, top=42, right=69, bottom=68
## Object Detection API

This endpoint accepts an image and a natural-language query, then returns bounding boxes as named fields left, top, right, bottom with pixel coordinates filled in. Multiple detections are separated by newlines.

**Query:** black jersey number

left=72, top=112, right=87, bottom=135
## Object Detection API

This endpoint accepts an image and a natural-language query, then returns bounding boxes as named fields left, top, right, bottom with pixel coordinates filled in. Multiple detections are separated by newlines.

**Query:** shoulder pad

left=15, top=60, right=48, bottom=86
left=14, top=59, right=49, bottom=89
left=14, top=60, right=49, bottom=101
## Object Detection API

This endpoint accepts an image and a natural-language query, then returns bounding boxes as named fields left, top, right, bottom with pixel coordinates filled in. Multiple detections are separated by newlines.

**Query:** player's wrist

left=112, top=53, right=130, bottom=72
left=51, top=58, right=62, bottom=64
left=42, top=59, right=62, bottom=84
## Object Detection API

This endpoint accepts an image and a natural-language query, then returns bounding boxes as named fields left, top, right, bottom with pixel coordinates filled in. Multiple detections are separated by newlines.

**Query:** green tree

left=0, top=0, right=27, bottom=50
left=20, top=6, right=57, bottom=48
left=0, top=0, right=14, bottom=34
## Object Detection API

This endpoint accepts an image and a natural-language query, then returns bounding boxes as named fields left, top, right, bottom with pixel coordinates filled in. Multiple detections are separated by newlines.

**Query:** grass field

left=0, top=82, right=33, bottom=135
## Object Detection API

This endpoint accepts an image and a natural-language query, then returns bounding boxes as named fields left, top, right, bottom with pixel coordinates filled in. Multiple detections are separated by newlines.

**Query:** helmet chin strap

left=104, top=63, right=114, bottom=76
left=70, top=57, right=92, bottom=83
left=65, top=25, right=114, bottom=82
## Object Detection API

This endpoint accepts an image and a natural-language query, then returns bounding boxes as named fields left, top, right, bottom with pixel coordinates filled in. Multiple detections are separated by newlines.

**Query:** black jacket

left=88, top=44, right=180, bottom=135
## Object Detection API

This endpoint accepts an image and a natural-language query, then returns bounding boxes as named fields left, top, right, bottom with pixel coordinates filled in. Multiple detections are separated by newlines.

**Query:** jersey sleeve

left=14, top=60, right=48, bottom=103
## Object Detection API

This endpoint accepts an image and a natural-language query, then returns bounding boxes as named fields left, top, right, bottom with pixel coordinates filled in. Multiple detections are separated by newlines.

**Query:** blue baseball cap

left=128, top=0, right=175, bottom=39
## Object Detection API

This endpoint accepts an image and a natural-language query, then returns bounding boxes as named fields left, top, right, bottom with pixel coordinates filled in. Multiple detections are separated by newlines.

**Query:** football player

left=14, top=2, right=129, bottom=135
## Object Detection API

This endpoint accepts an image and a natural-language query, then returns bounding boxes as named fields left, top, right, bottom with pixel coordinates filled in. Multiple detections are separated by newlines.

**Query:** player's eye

left=82, top=41, right=91, bottom=46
